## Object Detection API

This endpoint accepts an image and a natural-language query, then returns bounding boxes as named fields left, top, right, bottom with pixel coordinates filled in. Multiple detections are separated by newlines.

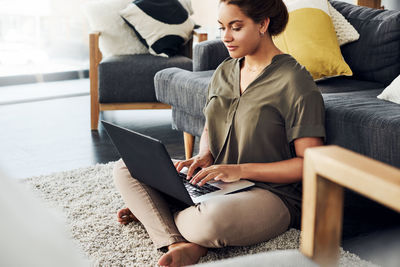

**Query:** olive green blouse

left=203, top=54, right=326, bottom=228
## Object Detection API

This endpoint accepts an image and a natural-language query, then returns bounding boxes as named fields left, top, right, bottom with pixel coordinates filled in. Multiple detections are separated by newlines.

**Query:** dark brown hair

left=220, top=0, right=288, bottom=36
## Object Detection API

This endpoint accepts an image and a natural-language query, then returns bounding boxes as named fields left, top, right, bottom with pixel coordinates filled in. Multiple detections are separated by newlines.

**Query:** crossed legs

left=113, top=159, right=290, bottom=266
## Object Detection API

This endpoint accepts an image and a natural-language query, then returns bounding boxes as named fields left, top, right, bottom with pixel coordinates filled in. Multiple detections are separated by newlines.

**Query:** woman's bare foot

left=157, top=242, right=207, bottom=267
left=117, top=208, right=139, bottom=225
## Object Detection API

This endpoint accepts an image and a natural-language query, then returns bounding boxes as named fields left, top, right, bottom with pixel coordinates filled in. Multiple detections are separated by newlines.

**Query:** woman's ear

left=259, top=17, right=270, bottom=35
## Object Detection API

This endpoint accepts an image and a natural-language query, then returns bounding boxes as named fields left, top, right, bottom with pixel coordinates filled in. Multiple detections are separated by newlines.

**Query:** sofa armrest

left=193, top=39, right=229, bottom=71
left=300, top=145, right=400, bottom=266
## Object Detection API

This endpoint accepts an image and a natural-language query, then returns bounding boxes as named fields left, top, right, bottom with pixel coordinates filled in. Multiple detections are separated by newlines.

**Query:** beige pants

left=113, top=159, right=290, bottom=249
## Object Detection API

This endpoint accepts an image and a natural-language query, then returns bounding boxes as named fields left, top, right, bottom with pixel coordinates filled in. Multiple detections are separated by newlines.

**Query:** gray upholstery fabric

left=316, top=77, right=384, bottom=93
left=172, top=109, right=205, bottom=137
left=330, top=0, right=400, bottom=86
left=169, top=86, right=400, bottom=168
left=193, top=39, right=229, bottom=71
left=324, top=89, right=400, bottom=168
left=155, top=67, right=383, bottom=114
left=154, top=67, right=387, bottom=140
left=99, top=54, right=192, bottom=103
left=155, top=67, right=210, bottom=136
left=155, top=68, right=212, bottom=115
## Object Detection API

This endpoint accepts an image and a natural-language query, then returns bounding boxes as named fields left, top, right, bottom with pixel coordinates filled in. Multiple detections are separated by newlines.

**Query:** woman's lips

left=226, top=45, right=238, bottom=51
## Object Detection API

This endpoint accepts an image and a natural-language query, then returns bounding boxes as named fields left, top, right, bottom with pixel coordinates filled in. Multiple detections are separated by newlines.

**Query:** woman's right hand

left=174, top=152, right=214, bottom=180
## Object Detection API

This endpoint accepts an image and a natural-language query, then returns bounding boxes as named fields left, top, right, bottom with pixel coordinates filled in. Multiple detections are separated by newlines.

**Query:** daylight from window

left=0, top=0, right=89, bottom=77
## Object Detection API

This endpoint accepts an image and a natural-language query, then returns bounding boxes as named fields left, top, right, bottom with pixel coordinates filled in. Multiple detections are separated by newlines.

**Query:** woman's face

left=218, top=2, right=263, bottom=58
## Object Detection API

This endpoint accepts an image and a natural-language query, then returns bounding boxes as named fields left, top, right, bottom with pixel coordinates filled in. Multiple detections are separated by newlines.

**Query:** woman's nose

left=222, top=29, right=233, bottom=42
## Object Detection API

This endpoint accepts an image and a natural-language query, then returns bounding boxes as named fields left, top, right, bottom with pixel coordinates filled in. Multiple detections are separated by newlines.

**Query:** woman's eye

left=232, top=27, right=241, bottom=31
left=218, top=27, right=225, bottom=31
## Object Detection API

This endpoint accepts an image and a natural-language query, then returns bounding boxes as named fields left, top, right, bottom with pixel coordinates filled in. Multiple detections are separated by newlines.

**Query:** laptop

left=102, top=121, right=254, bottom=206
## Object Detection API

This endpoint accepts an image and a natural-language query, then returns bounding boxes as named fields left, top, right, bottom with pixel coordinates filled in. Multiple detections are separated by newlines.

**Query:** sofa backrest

left=331, top=0, right=400, bottom=86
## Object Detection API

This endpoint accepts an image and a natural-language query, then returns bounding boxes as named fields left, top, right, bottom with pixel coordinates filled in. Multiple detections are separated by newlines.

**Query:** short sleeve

left=202, top=82, right=213, bottom=116
left=285, top=90, right=326, bottom=143
left=202, top=58, right=231, bottom=116
left=203, top=80, right=214, bottom=116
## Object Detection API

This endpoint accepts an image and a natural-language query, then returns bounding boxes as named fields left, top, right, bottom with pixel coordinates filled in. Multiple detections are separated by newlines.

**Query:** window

left=0, top=0, right=90, bottom=78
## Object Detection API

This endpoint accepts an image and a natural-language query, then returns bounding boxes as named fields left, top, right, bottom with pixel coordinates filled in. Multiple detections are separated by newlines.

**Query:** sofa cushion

left=99, top=54, right=192, bottom=103
left=316, top=77, right=384, bottom=94
left=120, top=0, right=195, bottom=57
left=378, top=74, right=400, bottom=105
left=83, top=0, right=148, bottom=57
left=330, top=0, right=400, bottom=86
left=155, top=68, right=212, bottom=115
left=274, top=0, right=353, bottom=80
left=327, top=1, right=360, bottom=46
left=324, top=89, right=400, bottom=168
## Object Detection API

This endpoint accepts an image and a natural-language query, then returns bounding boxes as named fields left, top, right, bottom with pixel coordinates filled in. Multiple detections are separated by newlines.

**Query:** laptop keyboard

left=178, top=173, right=220, bottom=197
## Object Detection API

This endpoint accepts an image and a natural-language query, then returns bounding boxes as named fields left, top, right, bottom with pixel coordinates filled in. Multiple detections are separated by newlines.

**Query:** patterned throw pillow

left=378, top=75, right=400, bottom=105
left=83, top=0, right=148, bottom=57
left=120, top=0, right=195, bottom=57
left=83, top=0, right=193, bottom=57
left=328, top=1, right=360, bottom=46
left=273, top=0, right=353, bottom=80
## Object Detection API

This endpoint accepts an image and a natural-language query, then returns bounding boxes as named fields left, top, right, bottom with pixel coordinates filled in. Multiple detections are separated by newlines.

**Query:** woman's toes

left=117, top=208, right=139, bottom=224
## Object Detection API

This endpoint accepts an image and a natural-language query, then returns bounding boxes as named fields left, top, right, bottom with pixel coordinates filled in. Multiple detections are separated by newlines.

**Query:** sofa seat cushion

left=99, top=54, right=192, bottom=103
left=317, top=76, right=384, bottom=93
left=155, top=68, right=213, bottom=115
left=324, top=89, right=400, bottom=168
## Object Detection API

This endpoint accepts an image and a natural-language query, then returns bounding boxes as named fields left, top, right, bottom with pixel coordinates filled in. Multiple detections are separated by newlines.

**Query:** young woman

left=113, top=0, right=325, bottom=266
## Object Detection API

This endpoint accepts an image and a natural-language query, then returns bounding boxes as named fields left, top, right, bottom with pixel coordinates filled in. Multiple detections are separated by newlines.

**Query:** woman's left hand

left=189, top=164, right=242, bottom=186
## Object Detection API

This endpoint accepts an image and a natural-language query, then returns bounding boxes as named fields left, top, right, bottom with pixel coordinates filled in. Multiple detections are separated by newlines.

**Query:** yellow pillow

left=273, top=0, right=352, bottom=80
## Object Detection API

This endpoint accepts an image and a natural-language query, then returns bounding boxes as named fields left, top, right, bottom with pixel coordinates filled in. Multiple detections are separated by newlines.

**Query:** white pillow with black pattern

left=120, top=0, right=195, bottom=57
left=83, top=0, right=149, bottom=57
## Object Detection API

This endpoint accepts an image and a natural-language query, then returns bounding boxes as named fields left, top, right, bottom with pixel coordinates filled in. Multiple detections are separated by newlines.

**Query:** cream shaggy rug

left=24, top=162, right=377, bottom=266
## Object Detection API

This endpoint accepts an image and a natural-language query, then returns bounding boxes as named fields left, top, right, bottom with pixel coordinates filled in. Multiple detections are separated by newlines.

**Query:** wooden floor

left=0, top=79, right=399, bottom=266
left=0, top=80, right=196, bottom=179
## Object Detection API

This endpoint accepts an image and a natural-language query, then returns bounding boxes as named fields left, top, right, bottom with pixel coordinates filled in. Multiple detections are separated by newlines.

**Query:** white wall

left=383, top=0, right=400, bottom=10
left=191, top=0, right=219, bottom=28
left=191, top=0, right=219, bottom=39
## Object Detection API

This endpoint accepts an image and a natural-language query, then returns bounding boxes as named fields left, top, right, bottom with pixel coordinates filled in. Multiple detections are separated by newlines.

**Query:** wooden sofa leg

left=183, top=132, right=195, bottom=159
left=91, top=99, right=100, bottom=130
left=89, top=32, right=102, bottom=131
left=90, top=65, right=100, bottom=131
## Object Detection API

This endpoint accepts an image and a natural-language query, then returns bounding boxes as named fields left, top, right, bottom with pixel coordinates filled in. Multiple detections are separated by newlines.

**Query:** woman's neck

left=243, top=36, right=283, bottom=71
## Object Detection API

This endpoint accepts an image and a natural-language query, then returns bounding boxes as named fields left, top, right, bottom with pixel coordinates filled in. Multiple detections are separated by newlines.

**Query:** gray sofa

left=89, top=33, right=193, bottom=130
left=155, top=0, right=400, bottom=168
